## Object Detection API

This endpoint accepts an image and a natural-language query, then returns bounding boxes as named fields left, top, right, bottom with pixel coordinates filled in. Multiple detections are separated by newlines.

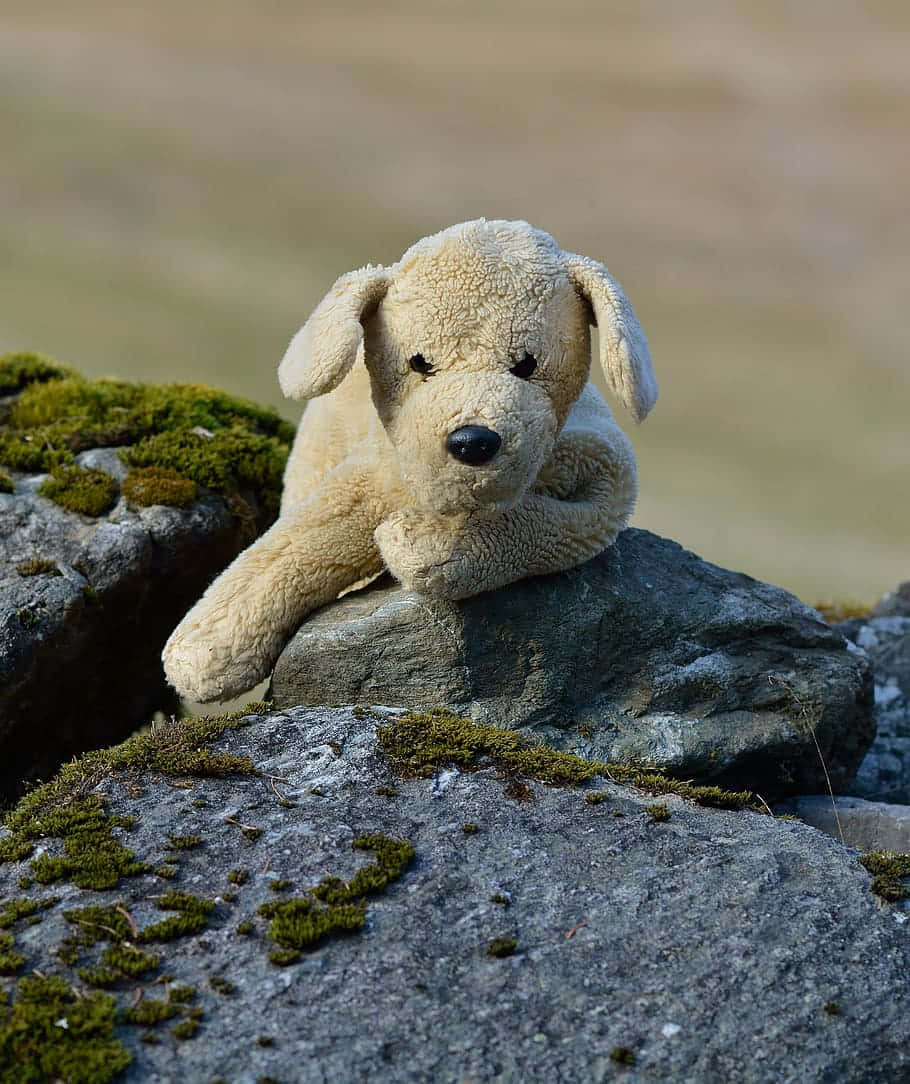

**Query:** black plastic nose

left=445, top=425, right=502, bottom=465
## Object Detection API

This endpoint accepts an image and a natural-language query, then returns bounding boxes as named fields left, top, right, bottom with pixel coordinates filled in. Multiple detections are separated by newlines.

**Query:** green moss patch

left=0, top=702, right=280, bottom=1076
left=172, top=1009, right=203, bottom=1040
left=0, top=795, right=146, bottom=891
left=166, top=835, right=202, bottom=851
left=0, top=974, right=131, bottom=1083
left=16, top=558, right=61, bottom=577
left=80, top=944, right=161, bottom=988
left=0, top=359, right=293, bottom=517
left=0, top=898, right=55, bottom=928
left=137, top=892, right=215, bottom=943
left=121, top=466, right=198, bottom=509
left=258, top=834, right=414, bottom=965
left=38, top=465, right=119, bottom=517
left=610, top=1046, right=637, bottom=1067
left=122, top=429, right=287, bottom=518
left=0, top=901, right=52, bottom=975
left=0, top=350, right=76, bottom=397
left=486, top=937, right=517, bottom=958
left=0, top=470, right=13, bottom=494
left=61, top=903, right=133, bottom=964
left=377, top=709, right=756, bottom=811
left=860, top=850, right=910, bottom=902
left=0, top=931, right=25, bottom=974
left=120, top=999, right=180, bottom=1026
left=103, top=706, right=266, bottom=778
left=6, top=893, right=203, bottom=1059
left=0, top=704, right=267, bottom=894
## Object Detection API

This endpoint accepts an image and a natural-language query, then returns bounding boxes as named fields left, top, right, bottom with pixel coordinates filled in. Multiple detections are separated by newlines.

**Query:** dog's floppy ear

left=278, top=265, right=390, bottom=400
left=565, top=255, right=657, bottom=422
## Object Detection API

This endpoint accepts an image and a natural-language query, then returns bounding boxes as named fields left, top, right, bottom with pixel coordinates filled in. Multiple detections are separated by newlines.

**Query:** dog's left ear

left=565, top=255, right=657, bottom=422
left=278, top=265, right=390, bottom=400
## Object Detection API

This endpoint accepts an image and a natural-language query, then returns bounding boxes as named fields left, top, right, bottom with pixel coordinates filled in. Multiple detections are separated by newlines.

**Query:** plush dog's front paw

left=162, top=610, right=272, bottom=703
left=375, top=510, right=475, bottom=598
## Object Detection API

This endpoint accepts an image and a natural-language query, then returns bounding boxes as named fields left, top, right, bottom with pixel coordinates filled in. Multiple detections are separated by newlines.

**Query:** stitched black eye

left=409, top=353, right=434, bottom=375
left=510, top=353, right=537, bottom=379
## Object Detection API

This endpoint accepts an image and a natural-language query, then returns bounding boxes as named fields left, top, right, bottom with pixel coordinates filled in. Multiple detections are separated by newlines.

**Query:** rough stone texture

left=0, top=448, right=266, bottom=794
left=1, top=706, right=908, bottom=1084
left=776, top=794, right=910, bottom=851
left=272, top=529, right=874, bottom=797
left=837, top=616, right=910, bottom=804
left=872, top=581, right=910, bottom=619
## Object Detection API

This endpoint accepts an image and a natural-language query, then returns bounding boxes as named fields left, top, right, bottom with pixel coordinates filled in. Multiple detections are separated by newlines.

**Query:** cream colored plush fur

left=162, top=219, right=657, bottom=702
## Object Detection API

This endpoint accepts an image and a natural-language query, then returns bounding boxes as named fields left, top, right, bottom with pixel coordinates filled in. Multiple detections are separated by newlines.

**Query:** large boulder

left=0, top=705, right=906, bottom=1083
left=0, top=354, right=293, bottom=794
left=272, top=529, right=874, bottom=797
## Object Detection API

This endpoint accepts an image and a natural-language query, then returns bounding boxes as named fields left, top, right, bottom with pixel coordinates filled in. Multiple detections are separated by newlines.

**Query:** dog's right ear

left=278, top=265, right=390, bottom=400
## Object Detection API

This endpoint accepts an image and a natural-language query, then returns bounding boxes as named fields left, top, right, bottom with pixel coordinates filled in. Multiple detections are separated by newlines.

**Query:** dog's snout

left=445, top=425, right=502, bottom=466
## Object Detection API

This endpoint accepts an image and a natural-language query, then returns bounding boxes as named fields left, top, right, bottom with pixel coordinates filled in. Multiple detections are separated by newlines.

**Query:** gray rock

left=837, top=615, right=910, bottom=803
left=1, top=706, right=907, bottom=1084
left=272, top=529, right=874, bottom=797
left=0, top=448, right=268, bottom=794
left=872, top=581, right=910, bottom=618
left=776, top=794, right=910, bottom=851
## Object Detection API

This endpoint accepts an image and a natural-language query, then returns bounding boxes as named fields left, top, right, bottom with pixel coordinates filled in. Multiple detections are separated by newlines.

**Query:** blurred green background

left=2, top=0, right=907, bottom=604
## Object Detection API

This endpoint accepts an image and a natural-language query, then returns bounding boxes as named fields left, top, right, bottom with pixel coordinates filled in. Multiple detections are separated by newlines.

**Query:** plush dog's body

left=163, top=219, right=657, bottom=702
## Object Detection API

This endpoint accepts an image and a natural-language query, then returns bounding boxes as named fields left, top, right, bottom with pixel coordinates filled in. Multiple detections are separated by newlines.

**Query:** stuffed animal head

left=278, top=219, right=656, bottom=516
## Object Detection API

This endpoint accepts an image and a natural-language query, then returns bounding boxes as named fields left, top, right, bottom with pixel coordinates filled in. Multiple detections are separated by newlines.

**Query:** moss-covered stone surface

left=0, top=704, right=907, bottom=1082
left=121, top=467, right=198, bottom=510
left=272, top=528, right=876, bottom=799
left=0, top=350, right=76, bottom=397
left=376, top=708, right=756, bottom=810
left=0, top=351, right=293, bottom=516
left=0, top=352, right=295, bottom=792
left=38, top=465, right=119, bottom=517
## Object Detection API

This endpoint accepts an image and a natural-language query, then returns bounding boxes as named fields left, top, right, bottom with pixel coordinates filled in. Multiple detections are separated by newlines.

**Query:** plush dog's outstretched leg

left=163, top=456, right=394, bottom=702
left=375, top=418, right=636, bottom=600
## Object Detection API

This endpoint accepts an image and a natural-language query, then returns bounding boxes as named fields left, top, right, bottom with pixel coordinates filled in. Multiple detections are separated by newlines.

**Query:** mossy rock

left=0, top=352, right=294, bottom=517
left=0, top=705, right=907, bottom=1082
left=0, top=350, right=77, bottom=397
left=0, top=975, right=131, bottom=1083
left=38, top=465, right=119, bottom=517
left=121, top=467, right=198, bottom=510
left=1, top=353, right=297, bottom=791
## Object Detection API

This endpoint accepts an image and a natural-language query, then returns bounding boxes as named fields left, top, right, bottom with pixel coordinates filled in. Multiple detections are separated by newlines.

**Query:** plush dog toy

left=163, top=219, right=657, bottom=702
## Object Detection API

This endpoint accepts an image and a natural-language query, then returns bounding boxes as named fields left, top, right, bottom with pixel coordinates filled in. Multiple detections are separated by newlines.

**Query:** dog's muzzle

left=445, top=425, right=502, bottom=466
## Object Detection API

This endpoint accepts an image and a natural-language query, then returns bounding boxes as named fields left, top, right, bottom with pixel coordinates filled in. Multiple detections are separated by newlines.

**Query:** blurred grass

left=1, top=0, right=907, bottom=602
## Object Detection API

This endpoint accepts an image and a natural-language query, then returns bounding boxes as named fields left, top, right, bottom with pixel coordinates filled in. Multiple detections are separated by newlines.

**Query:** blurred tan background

left=2, top=0, right=907, bottom=604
